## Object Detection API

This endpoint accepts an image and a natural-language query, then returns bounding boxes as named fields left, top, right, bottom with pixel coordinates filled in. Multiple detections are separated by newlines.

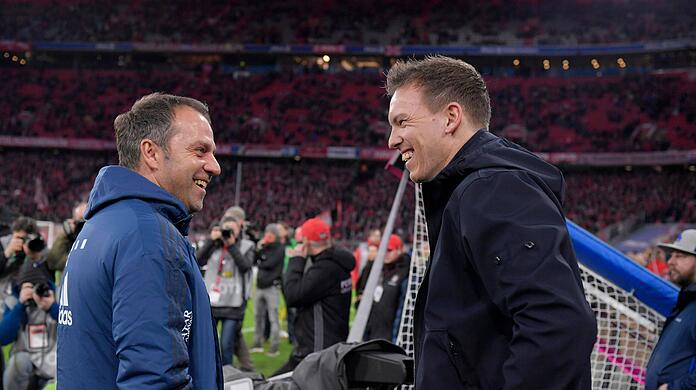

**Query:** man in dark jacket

left=274, top=217, right=354, bottom=375
left=356, top=234, right=410, bottom=343
left=646, top=229, right=696, bottom=390
left=252, top=224, right=285, bottom=356
left=386, top=55, right=597, bottom=389
left=57, top=93, right=224, bottom=389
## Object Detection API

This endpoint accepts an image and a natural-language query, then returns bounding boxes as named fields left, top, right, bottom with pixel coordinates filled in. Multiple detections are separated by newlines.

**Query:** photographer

left=0, top=217, right=39, bottom=317
left=198, top=216, right=254, bottom=367
left=0, top=240, right=58, bottom=389
left=46, top=200, right=86, bottom=272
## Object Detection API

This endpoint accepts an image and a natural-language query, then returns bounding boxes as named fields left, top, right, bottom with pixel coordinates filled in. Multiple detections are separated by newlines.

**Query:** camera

left=34, top=281, right=51, bottom=298
left=24, top=234, right=46, bottom=253
left=221, top=228, right=232, bottom=239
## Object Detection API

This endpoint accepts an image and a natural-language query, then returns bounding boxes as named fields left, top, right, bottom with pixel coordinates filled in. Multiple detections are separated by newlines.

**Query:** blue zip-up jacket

left=646, top=283, right=696, bottom=390
left=57, top=166, right=223, bottom=389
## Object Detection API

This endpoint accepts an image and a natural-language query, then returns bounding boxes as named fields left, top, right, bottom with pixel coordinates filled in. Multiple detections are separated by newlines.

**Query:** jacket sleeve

left=111, top=237, right=192, bottom=389
left=229, top=244, right=253, bottom=274
left=195, top=239, right=218, bottom=268
left=0, top=302, right=25, bottom=346
left=46, top=231, right=72, bottom=271
left=283, top=256, right=340, bottom=307
left=458, top=171, right=596, bottom=389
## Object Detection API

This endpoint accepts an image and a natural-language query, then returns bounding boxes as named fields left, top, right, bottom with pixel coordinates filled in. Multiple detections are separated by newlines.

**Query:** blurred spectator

left=46, top=199, right=87, bottom=272
left=356, top=234, right=410, bottom=343
left=274, top=217, right=353, bottom=375
left=251, top=224, right=284, bottom=356
left=352, top=228, right=381, bottom=287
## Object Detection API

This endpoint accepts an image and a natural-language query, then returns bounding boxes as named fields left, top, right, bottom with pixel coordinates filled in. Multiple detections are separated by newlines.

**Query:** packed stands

left=1, top=0, right=694, bottom=45
left=1, top=150, right=693, bottom=243
left=3, top=68, right=696, bottom=152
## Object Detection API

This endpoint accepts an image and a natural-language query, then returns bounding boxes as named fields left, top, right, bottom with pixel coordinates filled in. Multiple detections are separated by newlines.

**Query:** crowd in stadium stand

left=1, top=150, right=693, bottom=245
left=1, top=0, right=694, bottom=45
left=564, top=170, right=696, bottom=234
left=3, top=69, right=696, bottom=152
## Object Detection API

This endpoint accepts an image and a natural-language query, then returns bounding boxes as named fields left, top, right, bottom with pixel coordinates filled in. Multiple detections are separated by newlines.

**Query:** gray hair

left=265, top=223, right=281, bottom=239
left=385, top=55, right=491, bottom=128
left=114, top=92, right=211, bottom=168
left=224, top=206, right=246, bottom=222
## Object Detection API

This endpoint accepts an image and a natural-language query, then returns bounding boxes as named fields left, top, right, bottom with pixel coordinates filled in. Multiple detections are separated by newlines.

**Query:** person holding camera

left=46, top=200, right=87, bottom=272
left=0, top=246, right=58, bottom=389
left=197, top=216, right=254, bottom=367
left=0, top=217, right=39, bottom=318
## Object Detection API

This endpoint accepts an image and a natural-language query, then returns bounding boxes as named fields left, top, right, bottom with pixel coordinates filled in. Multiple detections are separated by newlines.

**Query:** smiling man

left=646, top=229, right=696, bottom=390
left=386, top=56, right=597, bottom=389
left=57, top=93, right=223, bottom=389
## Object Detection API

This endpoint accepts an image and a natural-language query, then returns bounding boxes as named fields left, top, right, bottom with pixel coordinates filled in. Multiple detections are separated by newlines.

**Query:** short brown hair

left=114, top=92, right=211, bottom=168
left=385, top=55, right=491, bottom=128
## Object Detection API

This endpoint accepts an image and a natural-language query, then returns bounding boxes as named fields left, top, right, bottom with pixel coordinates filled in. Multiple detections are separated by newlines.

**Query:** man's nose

left=387, top=128, right=401, bottom=150
left=207, top=155, right=221, bottom=176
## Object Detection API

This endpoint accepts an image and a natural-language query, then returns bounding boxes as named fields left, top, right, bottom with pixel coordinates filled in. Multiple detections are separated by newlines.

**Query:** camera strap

left=214, top=245, right=227, bottom=288
left=209, top=247, right=227, bottom=305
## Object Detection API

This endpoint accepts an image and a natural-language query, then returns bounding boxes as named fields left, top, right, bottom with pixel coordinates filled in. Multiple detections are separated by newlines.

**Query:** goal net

left=396, top=183, right=668, bottom=389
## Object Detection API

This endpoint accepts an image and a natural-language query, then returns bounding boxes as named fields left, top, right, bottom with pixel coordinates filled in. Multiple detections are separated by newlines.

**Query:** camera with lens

left=221, top=228, right=232, bottom=240
left=34, top=281, right=51, bottom=298
left=24, top=234, right=46, bottom=253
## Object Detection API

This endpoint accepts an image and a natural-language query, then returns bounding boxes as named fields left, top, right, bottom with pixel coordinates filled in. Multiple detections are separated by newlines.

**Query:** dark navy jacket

left=57, top=166, right=223, bottom=389
left=414, top=130, right=597, bottom=389
left=646, top=283, right=696, bottom=390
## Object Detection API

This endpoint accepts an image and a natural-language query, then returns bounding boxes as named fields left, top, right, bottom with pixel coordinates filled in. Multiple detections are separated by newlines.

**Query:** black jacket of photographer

left=196, top=238, right=253, bottom=319
left=283, top=247, right=354, bottom=359
left=254, top=242, right=284, bottom=289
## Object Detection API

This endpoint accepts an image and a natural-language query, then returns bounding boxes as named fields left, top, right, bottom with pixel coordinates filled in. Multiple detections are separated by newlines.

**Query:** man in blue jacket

left=57, top=93, right=223, bottom=389
left=386, top=56, right=597, bottom=389
left=646, top=229, right=696, bottom=390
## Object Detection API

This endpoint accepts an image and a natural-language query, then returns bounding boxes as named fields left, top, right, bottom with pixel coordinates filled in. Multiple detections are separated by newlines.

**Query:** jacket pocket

left=423, top=329, right=479, bottom=388
left=445, top=332, right=479, bottom=388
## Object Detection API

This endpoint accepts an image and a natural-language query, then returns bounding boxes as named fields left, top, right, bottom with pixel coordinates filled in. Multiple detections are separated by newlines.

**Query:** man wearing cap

left=274, top=218, right=354, bottom=375
left=646, top=229, right=696, bottom=390
left=356, top=234, right=410, bottom=343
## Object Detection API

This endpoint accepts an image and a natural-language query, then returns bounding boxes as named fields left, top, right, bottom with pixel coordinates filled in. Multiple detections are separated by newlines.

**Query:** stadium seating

left=3, top=69, right=695, bottom=152
left=1, top=150, right=693, bottom=243
left=1, top=0, right=694, bottom=45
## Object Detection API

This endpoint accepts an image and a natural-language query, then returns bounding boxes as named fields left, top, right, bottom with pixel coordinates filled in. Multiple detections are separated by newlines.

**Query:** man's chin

left=188, top=200, right=205, bottom=214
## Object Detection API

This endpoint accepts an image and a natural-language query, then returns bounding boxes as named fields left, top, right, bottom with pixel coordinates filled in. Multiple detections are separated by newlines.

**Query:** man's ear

left=444, top=102, right=463, bottom=135
left=139, top=139, right=162, bottom=171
